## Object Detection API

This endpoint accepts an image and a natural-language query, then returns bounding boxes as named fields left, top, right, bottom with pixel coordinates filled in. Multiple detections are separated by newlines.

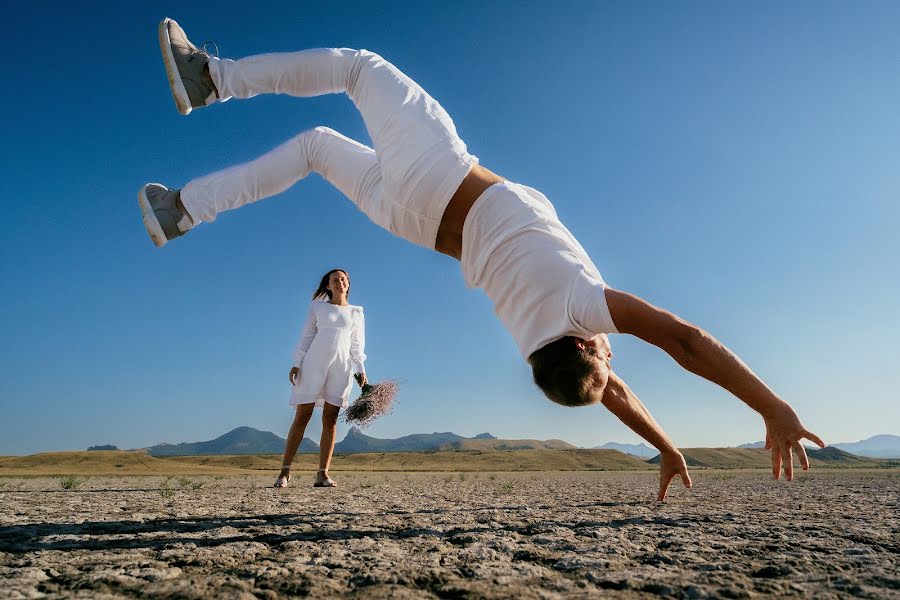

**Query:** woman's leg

left=180, top=126, right=388, bottom=229
left=277, top=403, right=315, bottom=483
left=317, top=403, right=341, bottom=484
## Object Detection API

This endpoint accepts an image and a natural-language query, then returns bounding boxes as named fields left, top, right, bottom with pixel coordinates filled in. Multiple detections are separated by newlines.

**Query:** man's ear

left=573, top=338, right=587, bottom=351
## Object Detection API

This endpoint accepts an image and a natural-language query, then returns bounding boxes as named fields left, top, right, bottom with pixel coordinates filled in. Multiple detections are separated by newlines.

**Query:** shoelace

left=202, top=41, right=219, bottom=59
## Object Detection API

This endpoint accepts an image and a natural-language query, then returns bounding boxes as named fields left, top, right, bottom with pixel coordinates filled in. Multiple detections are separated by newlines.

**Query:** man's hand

left=289, top=367, right=300, bottom=386
left=762, top=401, right=825, bottom=481
left=357, top=373, right=368, bottom=388
left=658, top=449, right=692, bottom=501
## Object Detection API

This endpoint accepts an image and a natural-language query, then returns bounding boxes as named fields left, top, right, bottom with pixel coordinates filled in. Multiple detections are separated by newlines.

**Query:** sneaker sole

left=137, top=184, right=168, bottom=248
left=158, top=18, right=192, bottom=116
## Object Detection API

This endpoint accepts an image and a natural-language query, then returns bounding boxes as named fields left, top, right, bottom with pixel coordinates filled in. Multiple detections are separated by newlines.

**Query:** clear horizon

left=3, top=2, right=899, bottom=455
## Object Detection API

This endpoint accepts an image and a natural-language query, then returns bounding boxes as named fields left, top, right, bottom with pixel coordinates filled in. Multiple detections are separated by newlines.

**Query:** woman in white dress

left=275, top=268, right=367, bottom=488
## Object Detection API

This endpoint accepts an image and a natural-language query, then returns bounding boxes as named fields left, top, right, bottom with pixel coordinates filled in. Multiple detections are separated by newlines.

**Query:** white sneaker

left=158, top=18, right=217, bottom=115
left=137, top=183, right=193, bottom=247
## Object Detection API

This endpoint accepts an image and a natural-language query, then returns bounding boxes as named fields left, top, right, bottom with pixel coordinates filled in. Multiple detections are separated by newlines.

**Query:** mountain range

left=91, top=428, right=900, bottom=459
left=737, top=434, right=900, bottom=458
left=592, top=442, right=655, bottom=458
left=146, top=426, right=318, bottom=456
left=138, top=427, right=573, bottom=456
left=334, top=428, right=575, bottom=453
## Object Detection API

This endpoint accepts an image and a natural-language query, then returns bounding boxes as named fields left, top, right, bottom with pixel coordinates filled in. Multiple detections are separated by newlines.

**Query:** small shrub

left=59, top=476, right=83, bottom=490
left=160, top=477, right=176, bottom=498
left=177, top=477, right=192, bottom=488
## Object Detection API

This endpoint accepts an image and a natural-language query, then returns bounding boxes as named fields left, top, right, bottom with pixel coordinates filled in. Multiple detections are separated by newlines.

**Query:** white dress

left=289, top=300, right=366, bottom=408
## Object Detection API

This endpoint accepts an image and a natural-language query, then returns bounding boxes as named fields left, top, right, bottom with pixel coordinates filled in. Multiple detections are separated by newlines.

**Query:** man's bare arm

left=604, top=288, right=825, bottom=480
left=601, top=371, right=692, bottom=500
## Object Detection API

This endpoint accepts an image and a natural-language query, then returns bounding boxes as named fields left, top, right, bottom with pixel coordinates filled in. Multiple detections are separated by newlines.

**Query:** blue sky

left=2, top=2, right=898, bottom=455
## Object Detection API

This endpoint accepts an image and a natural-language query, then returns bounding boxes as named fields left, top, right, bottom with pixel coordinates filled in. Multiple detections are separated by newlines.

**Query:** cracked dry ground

left=1, top=471, right=898, bottom=599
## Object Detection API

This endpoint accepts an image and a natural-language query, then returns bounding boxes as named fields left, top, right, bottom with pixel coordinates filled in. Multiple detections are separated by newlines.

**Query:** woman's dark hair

left=529, top=336, right=603, bottom=407
left=312, top=269, right=350, bottom=300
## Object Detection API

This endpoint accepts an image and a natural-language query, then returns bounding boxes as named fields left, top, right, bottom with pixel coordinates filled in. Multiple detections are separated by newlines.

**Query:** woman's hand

left=289, top=367, right=300, bottom=386
left=658, top=449, right=692, bottom=501
left=357, top=373, right=368, bottom=388
left=762, top=400, right=825, bottom=481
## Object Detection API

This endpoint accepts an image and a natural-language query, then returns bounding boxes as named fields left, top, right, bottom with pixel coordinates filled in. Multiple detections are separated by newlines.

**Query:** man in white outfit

left=140, top=18, right=825, bottom=500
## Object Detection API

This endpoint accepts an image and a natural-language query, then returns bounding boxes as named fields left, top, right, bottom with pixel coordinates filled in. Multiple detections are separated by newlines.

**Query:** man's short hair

left=529, top=336, right=603, bottom=407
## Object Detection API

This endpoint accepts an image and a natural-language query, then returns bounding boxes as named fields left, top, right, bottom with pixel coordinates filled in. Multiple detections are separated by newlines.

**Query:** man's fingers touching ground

left=771, top=446, right=782, bottom=480
left=680, top=465, right=693, bottom=489
left=657, top=473, right=675, bottom=501
left=782, top=443, right=794, bottom=481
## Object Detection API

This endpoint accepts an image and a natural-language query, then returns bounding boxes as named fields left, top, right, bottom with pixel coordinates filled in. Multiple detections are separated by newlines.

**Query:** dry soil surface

left=1, top=470, right=898, bottom=599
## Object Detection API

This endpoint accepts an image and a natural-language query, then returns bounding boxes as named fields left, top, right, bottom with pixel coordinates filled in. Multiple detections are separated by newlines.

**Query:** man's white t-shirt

left=461, top=181, right=618, bottom=359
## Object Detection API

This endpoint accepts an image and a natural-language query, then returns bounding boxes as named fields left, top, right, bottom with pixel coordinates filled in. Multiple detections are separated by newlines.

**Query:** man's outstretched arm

left=603, top=288, right=825, bottom=480
left=601, top=370, right=692, bottom=500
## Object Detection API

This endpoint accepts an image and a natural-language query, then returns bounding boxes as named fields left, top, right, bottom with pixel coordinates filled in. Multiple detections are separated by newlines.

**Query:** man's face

left=574, top=334, right=613, bottom=402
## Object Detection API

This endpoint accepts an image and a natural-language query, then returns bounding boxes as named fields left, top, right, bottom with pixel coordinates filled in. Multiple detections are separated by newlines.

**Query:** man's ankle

left=203, top=63, right=219, bottom=97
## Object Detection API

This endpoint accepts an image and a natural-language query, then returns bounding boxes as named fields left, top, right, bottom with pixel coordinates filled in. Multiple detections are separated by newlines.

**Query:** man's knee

left=292, top=126, right=338, bottom=146
left=312, top=125, right=339, bottom=137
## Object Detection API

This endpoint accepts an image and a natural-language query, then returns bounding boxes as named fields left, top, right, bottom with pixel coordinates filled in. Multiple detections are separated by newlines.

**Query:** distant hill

left=334, top=429, right=464, bottom=453
left=648, top=447, right=896, bottom=469
left=87, top=445, right=119, bottom=451
left=145, top=426, right=318, bottom=456
left=737, top=441, right=765, bottom=449
left=738, top=434, right=900, bottom=458
left=334, top=428, right=574, bottom=454
left=137, top=427, right=572, bottom=457
left=833, top=434, right=900, bottom=459
left=452, top=438, right=575, bottom=451
left=593, top=442, right=655, bottom=458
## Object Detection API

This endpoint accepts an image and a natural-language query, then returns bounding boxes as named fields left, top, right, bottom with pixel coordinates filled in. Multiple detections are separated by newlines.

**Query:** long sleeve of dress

left=350, top=308, right=367, bottom=374
left=292, top=304, right=318, bottom=368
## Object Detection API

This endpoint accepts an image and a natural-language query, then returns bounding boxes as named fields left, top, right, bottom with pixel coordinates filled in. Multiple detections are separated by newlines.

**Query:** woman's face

left=327, top=271, right=349, bottom=298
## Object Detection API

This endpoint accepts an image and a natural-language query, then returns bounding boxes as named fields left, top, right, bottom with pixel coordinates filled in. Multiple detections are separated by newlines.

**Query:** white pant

left=181, top=48, right=478, bottom=249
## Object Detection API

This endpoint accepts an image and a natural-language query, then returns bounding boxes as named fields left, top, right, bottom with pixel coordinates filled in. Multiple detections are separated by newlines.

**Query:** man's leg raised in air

left=158, top=19, right=476, bottom=248
left=160, top=19, right=469, bottom=175
left=138, top=126, right=384, bottom=247
left=602, top=288, right=825, bottom=481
